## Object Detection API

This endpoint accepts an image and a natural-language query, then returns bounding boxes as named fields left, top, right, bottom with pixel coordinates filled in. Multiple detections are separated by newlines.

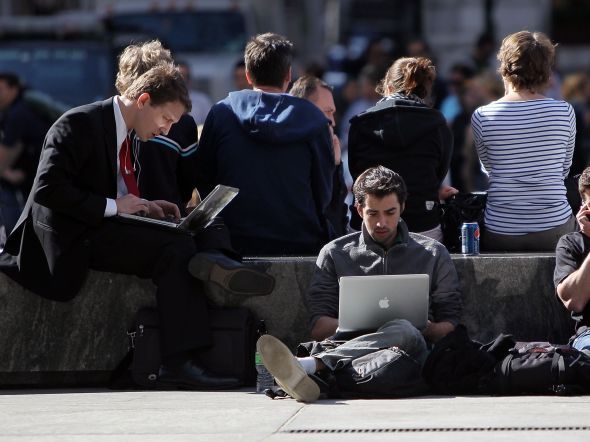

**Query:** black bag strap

left=108, top=329, right=136, bottom=389
left=552, top=352, right=566, bottom=385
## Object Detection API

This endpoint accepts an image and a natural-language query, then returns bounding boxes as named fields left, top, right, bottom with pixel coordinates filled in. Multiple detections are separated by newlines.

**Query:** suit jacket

left=4, top=98, right=119, bottom=300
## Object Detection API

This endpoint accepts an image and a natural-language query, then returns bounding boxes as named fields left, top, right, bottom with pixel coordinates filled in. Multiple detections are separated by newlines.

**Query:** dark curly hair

left=353, top=166, right=407, bottom=207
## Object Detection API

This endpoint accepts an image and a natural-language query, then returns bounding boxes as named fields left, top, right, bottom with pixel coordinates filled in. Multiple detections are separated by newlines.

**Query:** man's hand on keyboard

left=116, top=194, right=149, bottom=215
left=147, top=200, right=181, bottom=222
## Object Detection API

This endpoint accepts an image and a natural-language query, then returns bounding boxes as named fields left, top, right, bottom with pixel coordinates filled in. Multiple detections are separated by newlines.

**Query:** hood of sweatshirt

left=226, top=90, right=330, bottom=144
left=350, top=97, right=447, bottom=151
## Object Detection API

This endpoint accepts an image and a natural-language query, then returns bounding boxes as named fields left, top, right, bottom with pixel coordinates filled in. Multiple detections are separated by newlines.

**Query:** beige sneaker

left=256, top=335, right=320, bottom=403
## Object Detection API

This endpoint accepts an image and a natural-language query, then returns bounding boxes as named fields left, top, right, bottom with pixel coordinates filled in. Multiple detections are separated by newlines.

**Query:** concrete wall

left=0, top=253, right=573, bottom=387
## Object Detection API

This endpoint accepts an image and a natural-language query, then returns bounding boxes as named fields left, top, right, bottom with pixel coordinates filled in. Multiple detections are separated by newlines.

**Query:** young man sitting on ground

left=257, top=166, right=462, bottom=402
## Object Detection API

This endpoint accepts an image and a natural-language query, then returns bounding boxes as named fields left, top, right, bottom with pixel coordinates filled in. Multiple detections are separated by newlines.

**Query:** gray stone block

left=453, top=253, right=573, bottom=343
left=0, top=253, right=576, bottom=386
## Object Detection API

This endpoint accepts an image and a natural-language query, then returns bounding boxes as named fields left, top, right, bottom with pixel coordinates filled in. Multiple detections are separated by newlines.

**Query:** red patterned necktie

left=119, top=135, right=139, bottom=197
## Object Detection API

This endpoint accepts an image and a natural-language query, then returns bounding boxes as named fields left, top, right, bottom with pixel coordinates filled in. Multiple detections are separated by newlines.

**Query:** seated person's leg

left=87, top=220, right=241, bottom=389
left=257, top=335, right=321, bottom=403
left=192, top=216, right=237, bottom=259
left=315, top=319, right=428, bottom=371
left=257, top=319, right=428, bottom=402
left=190, top=217, right=275, bottom=296
left=572, top=329, right=590, bottom=351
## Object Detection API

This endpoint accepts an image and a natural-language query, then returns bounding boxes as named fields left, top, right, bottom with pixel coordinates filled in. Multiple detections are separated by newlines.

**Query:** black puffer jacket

left=348, top=97, right=453, bottom=232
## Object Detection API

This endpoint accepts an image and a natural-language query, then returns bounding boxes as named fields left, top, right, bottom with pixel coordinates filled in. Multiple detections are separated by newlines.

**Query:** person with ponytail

left=347, top=57, right=455, bottom=241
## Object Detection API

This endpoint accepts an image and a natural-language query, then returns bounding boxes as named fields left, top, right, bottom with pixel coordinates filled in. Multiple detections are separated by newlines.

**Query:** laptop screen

left=338, top=274, right=429, bottom=332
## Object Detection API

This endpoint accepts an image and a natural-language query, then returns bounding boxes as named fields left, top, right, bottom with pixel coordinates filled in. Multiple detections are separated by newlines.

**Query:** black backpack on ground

left=422, top=324, right=515, bottom=395
left=483, top=342, right=590, bottom=395
left=423, top=325, right=590, bottom=396
left=296, top=340, right=429, bottom=398
left=112, top=306, right=257, bottom=389
left=333, top=346, right=429, bottom=398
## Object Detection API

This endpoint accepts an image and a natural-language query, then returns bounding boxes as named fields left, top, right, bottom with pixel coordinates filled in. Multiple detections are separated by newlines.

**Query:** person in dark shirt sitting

left=289, top=75, right=349, bottom=237
left=0, top=73, right=49, bottom=237
left=555, top=166, right=590, bottom=351
left=347, top=57, right=457, bottom=242
left=114, top=39, right=274, bottom=280
left=195, top=33, right=335, bottom=256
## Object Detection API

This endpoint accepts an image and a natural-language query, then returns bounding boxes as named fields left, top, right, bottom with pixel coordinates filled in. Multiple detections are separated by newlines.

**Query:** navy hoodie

left=195, top=90, right=335, bottom=255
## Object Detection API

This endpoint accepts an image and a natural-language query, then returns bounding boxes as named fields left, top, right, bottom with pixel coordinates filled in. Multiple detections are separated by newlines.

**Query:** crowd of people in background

left=1, top=29, right=590, bottom=254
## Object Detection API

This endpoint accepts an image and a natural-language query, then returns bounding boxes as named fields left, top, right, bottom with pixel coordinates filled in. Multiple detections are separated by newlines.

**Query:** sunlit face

left=310, top=87, right=336, bottom=127
left=134, top=94, right=185, bottom=141
left=357, top=192, right=404, bottom=249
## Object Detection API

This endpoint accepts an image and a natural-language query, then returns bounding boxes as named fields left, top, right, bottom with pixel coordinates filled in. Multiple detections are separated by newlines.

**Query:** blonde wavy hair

left=115, top=40, right=174, bottom=94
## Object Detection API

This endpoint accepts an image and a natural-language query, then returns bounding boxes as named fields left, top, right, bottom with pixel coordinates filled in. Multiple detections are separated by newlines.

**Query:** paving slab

left=0, top=389, right=589, bottom=441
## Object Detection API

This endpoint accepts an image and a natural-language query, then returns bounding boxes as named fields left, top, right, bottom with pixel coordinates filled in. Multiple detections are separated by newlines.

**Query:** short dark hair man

left=257, top=166, right=462, bottom=402
left=2, top=62, right=267, bottom=389
left=555, top=167, right=590, bottom=351
left=195, top=33, right=336, bottom=255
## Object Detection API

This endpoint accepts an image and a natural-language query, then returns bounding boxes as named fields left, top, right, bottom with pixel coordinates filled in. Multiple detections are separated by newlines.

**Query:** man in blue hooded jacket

left=195, top=33, right=336, bottom=255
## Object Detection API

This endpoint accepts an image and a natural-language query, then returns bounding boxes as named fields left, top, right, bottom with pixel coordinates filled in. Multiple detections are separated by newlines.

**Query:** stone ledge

left=0, top=253, right=574, bottom=386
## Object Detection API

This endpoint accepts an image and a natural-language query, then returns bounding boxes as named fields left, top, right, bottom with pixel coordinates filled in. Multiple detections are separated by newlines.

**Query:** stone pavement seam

left=273, top=401, right=307, bottom=438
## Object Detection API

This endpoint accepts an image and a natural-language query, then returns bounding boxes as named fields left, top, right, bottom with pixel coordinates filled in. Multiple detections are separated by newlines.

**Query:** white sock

left=297, top=357, right=318, bottom=374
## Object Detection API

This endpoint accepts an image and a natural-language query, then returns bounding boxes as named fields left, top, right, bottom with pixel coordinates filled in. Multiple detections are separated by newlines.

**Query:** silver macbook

left=117, top=184, right=238, bottom=234
left=338, top=274, right=429, bottom=332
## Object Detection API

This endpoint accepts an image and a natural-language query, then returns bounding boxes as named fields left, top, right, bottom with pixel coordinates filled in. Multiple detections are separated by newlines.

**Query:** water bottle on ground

left=255, top=320, right=274, bottom=393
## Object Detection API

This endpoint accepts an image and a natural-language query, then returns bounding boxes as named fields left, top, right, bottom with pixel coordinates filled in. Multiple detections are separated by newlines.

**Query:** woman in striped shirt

left=472, top=31, right=576, bottom=251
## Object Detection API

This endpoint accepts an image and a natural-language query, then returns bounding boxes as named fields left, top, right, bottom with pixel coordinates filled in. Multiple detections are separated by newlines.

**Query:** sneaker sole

left=256, top=335, right=320, bottom=403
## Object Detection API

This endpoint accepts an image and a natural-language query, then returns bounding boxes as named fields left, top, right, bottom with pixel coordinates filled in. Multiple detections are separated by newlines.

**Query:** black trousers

left=87, top=219, right=223, bottom=358
left=2, top=216, right=236, bottom=358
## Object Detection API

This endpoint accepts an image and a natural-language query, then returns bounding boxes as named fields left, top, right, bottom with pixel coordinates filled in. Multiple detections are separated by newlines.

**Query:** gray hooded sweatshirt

left=306, top=219, right=462, bottom=330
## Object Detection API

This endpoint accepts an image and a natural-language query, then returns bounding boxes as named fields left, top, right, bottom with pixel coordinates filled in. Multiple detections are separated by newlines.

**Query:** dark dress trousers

left=3, top=98, right=211, bottom=357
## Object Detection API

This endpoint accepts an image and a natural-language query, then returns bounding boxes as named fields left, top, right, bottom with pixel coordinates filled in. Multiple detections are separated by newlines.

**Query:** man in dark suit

left=2, top=63, right=256, bottom=389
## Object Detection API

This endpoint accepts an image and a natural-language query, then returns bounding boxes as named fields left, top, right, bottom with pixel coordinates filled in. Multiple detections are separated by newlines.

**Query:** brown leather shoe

left=188, top=252, right=275, bottom=296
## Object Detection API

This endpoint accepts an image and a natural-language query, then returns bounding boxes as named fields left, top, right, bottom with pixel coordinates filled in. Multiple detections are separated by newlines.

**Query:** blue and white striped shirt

left=472, top=98, right=575, bottom=235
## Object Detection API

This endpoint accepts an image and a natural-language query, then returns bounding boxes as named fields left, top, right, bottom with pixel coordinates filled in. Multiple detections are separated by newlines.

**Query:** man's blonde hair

left=116, top=40, right=173, bottom=94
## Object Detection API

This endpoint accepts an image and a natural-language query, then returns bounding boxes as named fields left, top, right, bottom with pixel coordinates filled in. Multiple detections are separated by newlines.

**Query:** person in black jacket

left=348, top=57, right=457, bottom=241
left=114, top=40, right=199, bottom=215
left=114, top=39, right=274, bottom=272
left=2, top=64, right=245, bottom=389
left=0, top=73, right=50, bottom=237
